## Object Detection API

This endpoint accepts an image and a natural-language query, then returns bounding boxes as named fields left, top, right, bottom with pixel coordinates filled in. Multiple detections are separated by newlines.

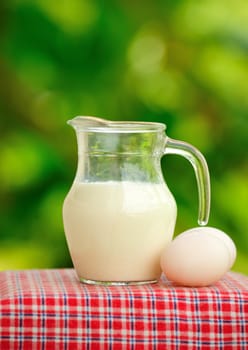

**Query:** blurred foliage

left=0, top=0, right=247, bottom=274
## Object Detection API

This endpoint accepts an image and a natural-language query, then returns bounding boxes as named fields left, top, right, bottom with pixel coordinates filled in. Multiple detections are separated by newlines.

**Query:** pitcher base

left=79, top=277, right=158, bottom=286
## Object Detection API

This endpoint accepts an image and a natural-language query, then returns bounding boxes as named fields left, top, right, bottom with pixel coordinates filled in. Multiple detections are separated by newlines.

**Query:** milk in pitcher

left=63, top=181, right=177, bottom=282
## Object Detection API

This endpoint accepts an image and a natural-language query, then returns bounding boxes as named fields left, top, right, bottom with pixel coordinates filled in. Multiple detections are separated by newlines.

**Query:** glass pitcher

left=63, top=116, right=210, bottom=285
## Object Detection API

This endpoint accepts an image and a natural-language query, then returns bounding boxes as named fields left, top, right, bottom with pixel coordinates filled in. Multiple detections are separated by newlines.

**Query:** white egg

left=160, top=227, right=237, bottom=287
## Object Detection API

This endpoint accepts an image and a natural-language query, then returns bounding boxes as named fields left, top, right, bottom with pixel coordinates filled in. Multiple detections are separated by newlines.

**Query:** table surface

left=0, top=269, right=248, bottom=350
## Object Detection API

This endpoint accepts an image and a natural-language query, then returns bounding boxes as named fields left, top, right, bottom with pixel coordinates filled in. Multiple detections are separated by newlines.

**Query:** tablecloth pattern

left=0, top=269, right=247, bottom=350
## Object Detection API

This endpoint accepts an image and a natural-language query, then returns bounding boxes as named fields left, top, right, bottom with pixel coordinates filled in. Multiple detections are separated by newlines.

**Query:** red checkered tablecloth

left=0, top=269, right=248, bottom=350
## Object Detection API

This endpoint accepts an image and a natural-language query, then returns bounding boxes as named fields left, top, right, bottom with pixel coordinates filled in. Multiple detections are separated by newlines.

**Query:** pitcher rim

left=68, top=116, right=166, bottom=133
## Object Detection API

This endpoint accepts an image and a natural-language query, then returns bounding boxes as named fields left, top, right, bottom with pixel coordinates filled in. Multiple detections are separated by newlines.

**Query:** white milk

left=63, top=181, right=177, bottom=282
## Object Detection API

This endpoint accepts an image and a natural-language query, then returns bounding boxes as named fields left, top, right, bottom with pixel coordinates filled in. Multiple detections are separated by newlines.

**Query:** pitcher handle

left=164, top=137, right=211, bottom=226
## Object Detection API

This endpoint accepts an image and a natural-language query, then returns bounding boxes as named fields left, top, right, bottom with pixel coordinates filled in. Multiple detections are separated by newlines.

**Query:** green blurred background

left=0, top=0, right=247, bottom=273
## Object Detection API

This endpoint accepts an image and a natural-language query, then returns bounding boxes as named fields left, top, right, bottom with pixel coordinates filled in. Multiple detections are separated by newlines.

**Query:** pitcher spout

left=67, top=116, right=110, bottom=130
